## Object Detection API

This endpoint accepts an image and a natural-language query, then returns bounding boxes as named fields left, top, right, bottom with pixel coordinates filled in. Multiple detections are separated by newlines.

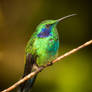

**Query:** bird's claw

left=47, top=62, right=53, bottom=66
left=39, top=66, right=45, bottom=72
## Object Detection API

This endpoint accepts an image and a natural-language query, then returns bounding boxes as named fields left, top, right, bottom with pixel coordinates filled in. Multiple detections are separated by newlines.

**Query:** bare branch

left=1, top=40, right=92, bottom=92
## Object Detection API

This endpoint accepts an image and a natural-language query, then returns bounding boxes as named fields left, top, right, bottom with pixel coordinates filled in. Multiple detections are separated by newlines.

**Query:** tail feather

left=18, top=75, right=37, bottom=92
left=18, top=54, right=37, bottom=92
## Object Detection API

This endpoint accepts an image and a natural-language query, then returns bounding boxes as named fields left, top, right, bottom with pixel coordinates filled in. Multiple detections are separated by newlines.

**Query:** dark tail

left=18, top=75, right=37, bottom=92
left=18, top=54, right=37, bottom=92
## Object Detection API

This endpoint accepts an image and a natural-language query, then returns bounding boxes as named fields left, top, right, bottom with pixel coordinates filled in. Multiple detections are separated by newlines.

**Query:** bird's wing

left=18, top=54, right=37, bottom=92
left=25, top=32, right=37, bottom=54
left=23, top=54, right=34, bottom=77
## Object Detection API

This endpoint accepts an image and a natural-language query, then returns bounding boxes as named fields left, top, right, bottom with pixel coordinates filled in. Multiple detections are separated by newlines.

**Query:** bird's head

left=36, top=14, right=77, bottom=38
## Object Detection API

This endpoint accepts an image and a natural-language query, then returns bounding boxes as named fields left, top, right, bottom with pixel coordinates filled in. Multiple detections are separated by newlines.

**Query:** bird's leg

left=47, top=62, right=53, bottom=66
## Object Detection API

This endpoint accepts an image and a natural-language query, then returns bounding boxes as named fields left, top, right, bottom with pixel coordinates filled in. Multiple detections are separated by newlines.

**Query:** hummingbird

left=18, top=14, right=76, bottom=92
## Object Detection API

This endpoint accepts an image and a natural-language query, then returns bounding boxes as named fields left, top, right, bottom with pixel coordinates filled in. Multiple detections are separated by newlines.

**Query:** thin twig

left=1, top=40, right=92, bottom=92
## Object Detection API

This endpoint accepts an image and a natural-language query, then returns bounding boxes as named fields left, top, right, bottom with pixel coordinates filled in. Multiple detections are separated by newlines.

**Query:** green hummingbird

left=18, top=14, right=76, bottom=92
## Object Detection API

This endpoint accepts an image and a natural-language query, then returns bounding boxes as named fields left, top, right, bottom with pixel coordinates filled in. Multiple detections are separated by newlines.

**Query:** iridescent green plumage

left=18, top=14, right=76, bottom=92
left=26, top=20, right=59, bottom=66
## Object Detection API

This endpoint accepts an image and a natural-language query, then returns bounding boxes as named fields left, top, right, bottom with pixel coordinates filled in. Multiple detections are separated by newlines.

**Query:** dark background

left=0, top=0, right=92, bottom=92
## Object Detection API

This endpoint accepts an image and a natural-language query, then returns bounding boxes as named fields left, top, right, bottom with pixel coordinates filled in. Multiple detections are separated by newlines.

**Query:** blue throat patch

left=37, top=26, right=52, bottom=38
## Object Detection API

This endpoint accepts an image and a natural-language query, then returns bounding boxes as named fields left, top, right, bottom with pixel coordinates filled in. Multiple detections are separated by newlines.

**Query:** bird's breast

left=47, top=39, right=59, bottom=56
left=33, top=37, right=59, bottom=66
left=33, top=37, right=59, bottom=54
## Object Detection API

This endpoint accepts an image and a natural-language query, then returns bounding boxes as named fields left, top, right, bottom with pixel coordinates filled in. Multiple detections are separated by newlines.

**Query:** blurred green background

left=0, top=0, right=92, bottom=92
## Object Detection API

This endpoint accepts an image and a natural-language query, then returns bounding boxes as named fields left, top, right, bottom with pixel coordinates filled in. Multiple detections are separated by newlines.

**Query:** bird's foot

left=47, top=62, right=53, bottom=66
left=39, top=66, right=45, bottom=72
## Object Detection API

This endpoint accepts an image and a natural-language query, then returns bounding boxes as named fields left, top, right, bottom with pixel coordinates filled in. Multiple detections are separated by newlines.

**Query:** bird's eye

left=46, top=24, right=51, bottom=28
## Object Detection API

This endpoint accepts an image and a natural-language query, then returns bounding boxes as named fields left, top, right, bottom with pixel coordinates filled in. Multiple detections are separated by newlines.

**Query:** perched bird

left=18, top=14, right=76, bottom=92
